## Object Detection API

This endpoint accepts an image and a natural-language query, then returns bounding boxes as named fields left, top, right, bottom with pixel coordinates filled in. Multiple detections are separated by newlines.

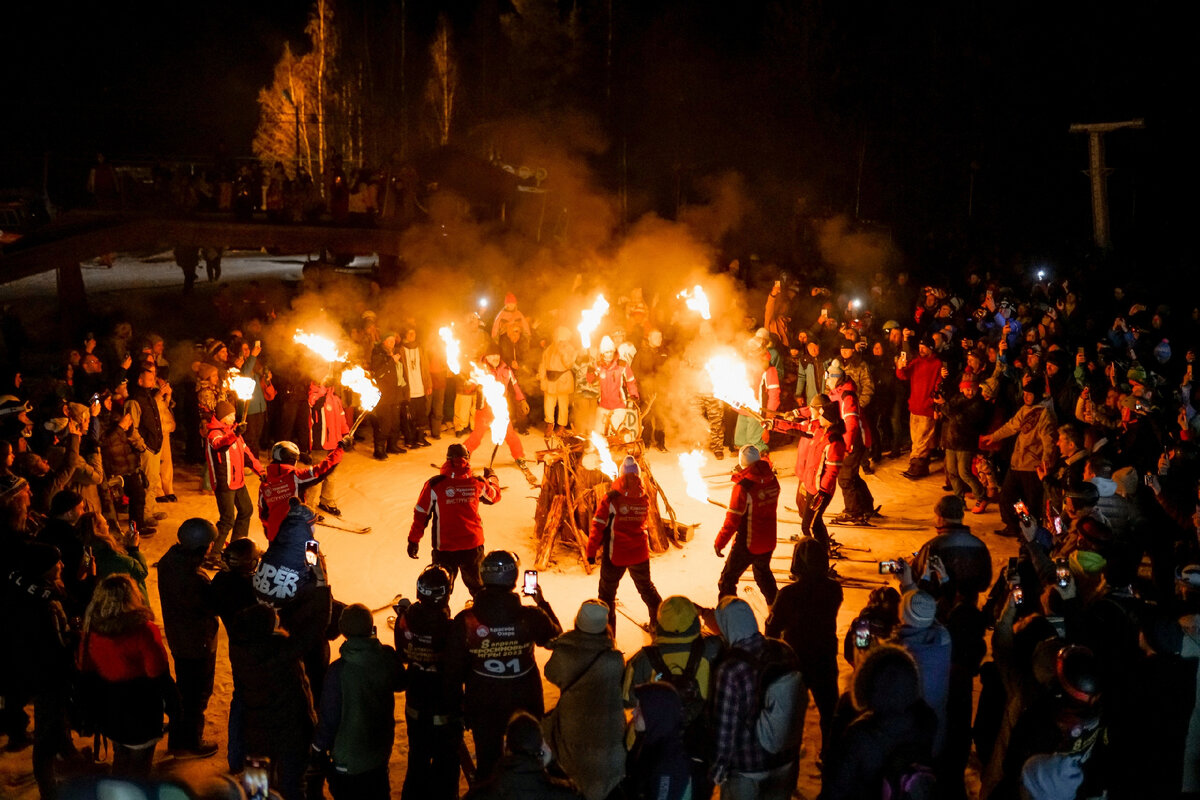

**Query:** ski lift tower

left=1068, top=119, right=1144, bottom=250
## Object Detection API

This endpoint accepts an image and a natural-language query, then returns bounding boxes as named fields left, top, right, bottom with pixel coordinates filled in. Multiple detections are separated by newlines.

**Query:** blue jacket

left=897, top=622, right=952, bottom=757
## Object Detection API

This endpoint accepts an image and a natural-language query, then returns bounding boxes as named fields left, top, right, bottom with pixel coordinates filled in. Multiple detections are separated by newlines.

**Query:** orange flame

left=590, top=431, right=618, bottom=478
left=293, top=329, right=347, bottom=363
left=578, top=295, right=610, bottom=349
left=678, top=285, right=711, bottom=320
left=224, top=368, right=257, bottom=401
left=678, top=449, right=709, bottom=502
left=340, top=366, right=381, bottom=412
left=439, top=326, right=461, bottom=375
left=470, top=363, right=510, bottom=442
left=704, top=350, right=757, bottom=410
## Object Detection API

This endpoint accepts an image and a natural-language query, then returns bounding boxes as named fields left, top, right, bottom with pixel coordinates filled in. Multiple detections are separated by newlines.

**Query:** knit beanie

left=0, top=473, right=29, bottom=503
left=621, top=455, right=640, bottom=476
left=214, top=400, right=236, bottom=421
left=901, top=589, right=937, bottom=628
left=654, top=596, right=700, bottom=639
left=574, top=599, right=610, bottom=634
left=207, top=339, right=227, bottom=359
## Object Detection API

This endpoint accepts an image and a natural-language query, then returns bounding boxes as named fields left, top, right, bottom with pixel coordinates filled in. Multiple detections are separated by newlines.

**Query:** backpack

left=729, top=638, right=806, bottom=755
left=645, top=638, right=706, bottom=727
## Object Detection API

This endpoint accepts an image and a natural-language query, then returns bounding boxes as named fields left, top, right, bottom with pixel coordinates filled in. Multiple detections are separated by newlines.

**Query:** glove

left=483, top=467, right=496, bottom=480
left=714, top=546, right=725, bottom=558
left=406, top=540, right=420, bottom=559
left=234, top=422, right=248, bottom=435
left=338, top=434, right=354, bottom=450
left=519, top=400, right=531, bottom=417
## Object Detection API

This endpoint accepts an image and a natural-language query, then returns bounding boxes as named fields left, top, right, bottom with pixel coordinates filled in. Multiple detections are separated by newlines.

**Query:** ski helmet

left=222, top=538, right=262, bottom=571
left=599, top=336, right=616, bottom=356
left=738, top=445, right=760, bottom=468
left=271, top=441, right=300, bottom=465
left=811, top=393, right=841, bottom=425
left=1055, top=645, right=1102, bottom=707
left=416, top=564, right=452, bottom=604
left=480, top=549, right=520, bottom=588
left=447, top=443, right=469, bottom=461
left=617, top=341, right=637, bottom=363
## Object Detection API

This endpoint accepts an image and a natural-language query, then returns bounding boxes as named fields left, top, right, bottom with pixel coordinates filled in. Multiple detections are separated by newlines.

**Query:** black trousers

left=406, top=396, right=430, bottom=443
left=434, top=545, right=484, bottom=598
left=597, top=557, right=661, bottom=632
left=121, top=469, right=147, bottom=529
left=717, top=535, right=778, bottom=605
left=372, top=398, right=401, bottom=455
left=403, top=714, right=464, bottom=800
left=799, top=653, right=839, bottom=759
left=214, top=485, right=253, bottom=552
left=798, top=488, right=833, bottom=548
left=169, top=652, right=216, bottom=750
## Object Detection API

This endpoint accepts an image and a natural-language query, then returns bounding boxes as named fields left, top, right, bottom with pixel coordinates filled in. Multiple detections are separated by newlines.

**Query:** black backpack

left=645, top=638, right=712, bottom=757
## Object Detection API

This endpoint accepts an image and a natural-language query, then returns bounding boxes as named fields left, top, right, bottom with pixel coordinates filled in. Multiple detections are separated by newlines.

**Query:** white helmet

left=271, top=441, right=301, bottom=464
left=599, top=335, right=616, bottom=356
left=617, top=341, right=637, bottom=363
left=738, top=445, right=761, bottom=468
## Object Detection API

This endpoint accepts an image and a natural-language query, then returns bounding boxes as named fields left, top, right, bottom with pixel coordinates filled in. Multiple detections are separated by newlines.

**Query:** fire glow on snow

left=704, top=350, right=758, bottom=411
left=224, top=368, right=256, bottom=401
left=439, top=326, right=461, bottom=375
left=590, top=431, right=618, bottom=479
left=577, top=295, right=610, bottom=349
left=293, top=329, right=347, bottom=363
left=677, top=285, right=712, bottom=320
left=678, top=449, right=709, bottom=502
left=471, top=363, right=510, bottom=441
left=340, top=366, right=381, bottom=412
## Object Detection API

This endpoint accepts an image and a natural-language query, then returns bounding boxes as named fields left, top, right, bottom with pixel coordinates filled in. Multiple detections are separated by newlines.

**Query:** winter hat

left=1064, top=482, right=1100, bottom=508
left=222, top=538, right=261, bottom=570
left=1070, top=550, right=1107, bottom=579
left=738, top=445, right=760, bottom=468
left=790, top=536, right=828, bottom=579
left=67, top=402, right=90, bottom=425
left=1074, top=518, right=1114, bottom=552
left=1022, top=381, right=1045, bottom=401
left=339, top=603, right=375, bottom=638
left=485, top=341, right=502, bottom=357
left=882, top=320, right=900, bottom=332
left=1021, top=753, right=1085, bottom=800
left=1126, top=366, right=1147, bottom=385
left=900, top=589, right=937, bottom=628
left=1154, top=339, right=1172, bottom=364
left=214, top=400, right=236, bottom=421
left=655, top=596, right=700, bottom=640
left=43, top=417, right=68, bottom=436
left=755, top=327, right=771, bottom=343
left=1112, top=466, right=1139, bottom=498
left=504, top=711, right=545, bottom=758
left=504, top=292, right=518, bottom=306
left=0, top=473, right=29, bottom=503
left=574, top=599, right=610, bottom=635
left=206, top=339, right=227, bottom=359
left=19, top=543, right=61, bottom=577
left=919, top=334, right=935, bottom=348
left=49, top=489, right=84, bottom=518
left=958, top=375, right=978, bottom=390
left=826, top=359, right=845, bottom=380
left=447, top=443, right=469, bottom=461
left=715, top=596, right=759, bottom=646
left=1176, top=564, right=1200, bottom=591
left=621, top=456, right=640, bottom=476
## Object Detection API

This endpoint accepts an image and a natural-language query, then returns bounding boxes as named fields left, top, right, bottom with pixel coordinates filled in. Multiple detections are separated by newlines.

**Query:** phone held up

left=522, top=569, right=539, bottom=596
left=305, top=540, right=320, bottom=567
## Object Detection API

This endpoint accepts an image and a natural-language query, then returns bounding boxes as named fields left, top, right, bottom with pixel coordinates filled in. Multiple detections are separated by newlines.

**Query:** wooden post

left=1068, top=119, right=1144, bottom=250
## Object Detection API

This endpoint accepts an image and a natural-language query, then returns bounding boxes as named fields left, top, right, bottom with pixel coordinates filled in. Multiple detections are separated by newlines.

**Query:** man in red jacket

left=825, top=361, right=876, bottom=524
left=715, top=445, right=782, bottom=604
left=205, top=400, right=264, bottom=560
left=896, top=334, right=943, bottom=479
left=408, top=443, right=502, bottom=599
left=258, top=439, right=347, bottom=541
left=775, top=395, right=845, bottom=548
left=588, top=455, right=661, bottom=632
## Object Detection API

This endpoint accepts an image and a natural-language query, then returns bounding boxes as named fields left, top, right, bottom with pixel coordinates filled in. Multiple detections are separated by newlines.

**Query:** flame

left=439, top=326, right=461, bottom=375
left=577, top=295, right=610, bottom=349
left=293, top=329, right=347, bottom=363
left=470, top=362, right=510, bottom=442
left=225, top=368, right=257, bottom=401
left=340, top=366, right=381, bottom=412
left=678, top=449, right=709, bottom=502
left=678, top=285, right=712, bottom=320
left=704, top=350, right=758, bottom=410
left=590, top=431, right=618, bottom=478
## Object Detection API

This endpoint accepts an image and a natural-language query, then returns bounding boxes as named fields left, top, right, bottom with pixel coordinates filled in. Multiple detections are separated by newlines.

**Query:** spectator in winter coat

left=210, top=538, right=261, bottom=774
left=982, top=382, right=1057, bottom=538
left=99, top=407, right=152, bottom=535
left=715, top=446, right=781, bottom=604
left=306, top=382, right=350, bottom=516
left=205, top=400, right=264, bottom=558
left=400, top=327, right=434, bottom=447
left=370, top=333, right=407, bottom=458
left=734, top=345, right=779, bottom=454
left=626, top=682, right=693, bottom=800
left=588, top=457, right=662, bottom=633
left=794, top=340, right=827, bottom=408
left=937, top=376, right=991, bottom=512
left=490, top=292, right=532, bottom=342
left=464, top=711, right=585, bottom=800
left=408, top=443, right=502, bottom=599
left=909, top=495, right=993, bottom=603
left=155, top=518, right=220, bottom=760
left=539, top=327, right=578, bottom=436
left=36, top=489, right=92, bottom=618
left=893, top=590, right=952, bottom=757
left=78, top=574, right=179, bottom=775
left=820, top=644, right=937, bottom=800
left=896, top=335, right=943, bottom=479
left=128, top=366, right=168, bottom=505
left=314, top=603, right=402, bottom=800
left=542, top=600, right=627, bottom=800
left=84, top=511, right=150, bottom=604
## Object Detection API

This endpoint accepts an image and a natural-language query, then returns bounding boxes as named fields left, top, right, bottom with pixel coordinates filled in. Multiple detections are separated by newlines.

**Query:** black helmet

left=177, top=518, right=217, bottom=552
left=1056, top=644, right=1102, bottom=707
left=811, top=393, right=841, bottom=424
left=416, top=564, right=452, bottom=604
left=222, top=538, right=261, bottom=571
left=271, top=441, right=300, bottom=465
left=447, top=443, right=469, bottom=461
left=480, top=549, right=520, bottom=588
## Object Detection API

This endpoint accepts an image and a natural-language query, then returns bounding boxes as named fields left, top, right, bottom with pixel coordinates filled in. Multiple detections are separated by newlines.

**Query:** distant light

left=852, top=298, right=862, bottom=309
left=479, top=297, right=489, bottom=309
left=1037, top=270, right=1046, bottom=280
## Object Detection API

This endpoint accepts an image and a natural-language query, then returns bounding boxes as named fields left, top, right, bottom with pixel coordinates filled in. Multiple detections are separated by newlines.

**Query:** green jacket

left=314, top=636, right=399, bottom=775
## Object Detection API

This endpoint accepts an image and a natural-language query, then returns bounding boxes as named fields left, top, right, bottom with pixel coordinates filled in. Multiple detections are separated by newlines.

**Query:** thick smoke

left=815, top=214, right=899, bottom=282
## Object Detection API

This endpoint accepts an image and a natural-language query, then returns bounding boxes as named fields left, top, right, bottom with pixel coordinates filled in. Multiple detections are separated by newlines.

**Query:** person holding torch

left=205, top=400, right=264, bottom=562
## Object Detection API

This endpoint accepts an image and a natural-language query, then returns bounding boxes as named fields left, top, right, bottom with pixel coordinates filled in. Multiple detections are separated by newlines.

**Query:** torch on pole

left=347, top=411, right=372, bottom=438
left=488, top=443, right=500, bottom=468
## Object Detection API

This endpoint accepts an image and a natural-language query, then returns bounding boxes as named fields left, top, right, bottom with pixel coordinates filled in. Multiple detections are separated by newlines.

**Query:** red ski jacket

left=409, top=457, right=501, bottom=552
left=828, top=379, right=865, bottom=451
left=799, top=425, right=845, bottom=497
left=588, top=474, right=651, bottom=565
left=258, top=449, right=343, bottom=541
left=715, top=459, right=781, bottom=555
left=308, top=383, right=351, bottom=451
left=205, top=419, right=262, bottom=491
left=897, top=353, right=943, bottom=418
left=591, top=358, right=639, bottom=410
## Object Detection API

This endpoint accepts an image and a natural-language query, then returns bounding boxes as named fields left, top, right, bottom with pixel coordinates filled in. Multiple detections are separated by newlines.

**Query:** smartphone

left=522, top=569, right=539, bottom=596
left=1013, top=501, right=1033, bottom=527
left=305, top=539, right=320, bottom=567
left=853, top=619, right=871, bottom=649
left=243, top=756, right=270, bottom=800
left=1052, top=515, right=1063, bottom=536
left=1145, top=473, right=1155, bottom=487
left=1007, top=556, right=1020, bottom=583
left=1055, top=558, right=1070, bottom=588
left=878, top=560, right=902, bottom=575
left=254, top=340, right=261, bottom=349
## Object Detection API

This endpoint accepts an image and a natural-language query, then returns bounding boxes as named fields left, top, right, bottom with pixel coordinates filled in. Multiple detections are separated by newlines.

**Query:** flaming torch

left=577, top=295, right=610, bottom=349
left=439, top=326, right=461, bottom=375
left=225, top=368, right=257, bottom=422
left=704, top=351, right=763, bottom=422
left=341, top=366, right=382, bottom=437
left=470, top=362, right=511, bottom=465
left=590, top=431, right=618, bottom=479
left=678, top=450, right=709, bottom=503
left=293, top=329, right=347, bottom=363
left=678, top=285, right=712, bottom=320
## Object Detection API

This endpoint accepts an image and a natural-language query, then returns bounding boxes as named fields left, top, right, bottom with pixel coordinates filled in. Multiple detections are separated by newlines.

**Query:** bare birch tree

left=426, top=15, right=457, bottom=146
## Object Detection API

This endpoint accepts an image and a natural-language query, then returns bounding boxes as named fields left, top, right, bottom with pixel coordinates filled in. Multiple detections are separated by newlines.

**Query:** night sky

left=2, top=0, right=1193, bottom=270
